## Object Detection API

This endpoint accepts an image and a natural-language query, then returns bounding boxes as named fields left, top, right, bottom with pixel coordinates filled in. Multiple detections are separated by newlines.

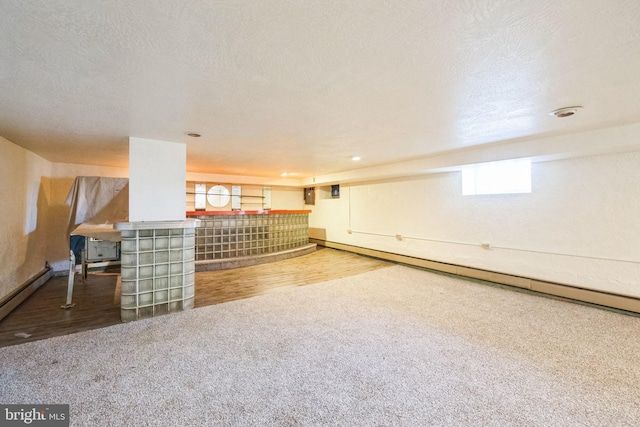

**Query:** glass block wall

left=120, top=227, right=196, bottom=322
left=191, top=213, right=309, bottom=260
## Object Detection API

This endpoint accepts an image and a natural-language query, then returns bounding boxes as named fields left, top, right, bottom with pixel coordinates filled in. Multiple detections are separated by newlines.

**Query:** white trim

left=114, top=219, right=200, bottom=230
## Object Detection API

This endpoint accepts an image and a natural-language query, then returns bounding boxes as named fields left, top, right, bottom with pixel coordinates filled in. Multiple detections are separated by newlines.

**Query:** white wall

left=0, top=137, right=51, bottom=300
left=309, top=151, right=640, bottom=298
left=129, top=137, right=186, bottom=222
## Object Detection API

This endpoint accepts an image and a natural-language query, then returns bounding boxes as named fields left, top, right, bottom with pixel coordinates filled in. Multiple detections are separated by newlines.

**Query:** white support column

left=128, top=137, right=186, bottom=222
left=116, top=137, right=198, bottom=322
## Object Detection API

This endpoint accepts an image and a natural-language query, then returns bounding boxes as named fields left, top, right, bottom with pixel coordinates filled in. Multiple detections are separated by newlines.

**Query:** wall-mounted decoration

left=207, top=185, right=231, bottom=207
left=331, top=184, right=340, bottom=198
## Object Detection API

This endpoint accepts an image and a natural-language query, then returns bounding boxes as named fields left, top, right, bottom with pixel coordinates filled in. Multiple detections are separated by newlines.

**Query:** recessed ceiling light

left=281, top=172, right=288, bottom=177
left=549, top=106, right=583, bottom=118
left=186, top=132, right=201, bottom=137
left=351, top=156, right=361, bottom=161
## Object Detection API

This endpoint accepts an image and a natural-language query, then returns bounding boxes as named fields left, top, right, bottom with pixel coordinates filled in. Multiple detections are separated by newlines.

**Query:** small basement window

left=462, top=158, right=531, bottom=195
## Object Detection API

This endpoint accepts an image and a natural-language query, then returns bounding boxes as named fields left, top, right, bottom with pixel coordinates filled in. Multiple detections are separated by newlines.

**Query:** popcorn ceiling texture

left=1, top=265, right=638, bottom=425
left=2, top=1, right=640, bottom=177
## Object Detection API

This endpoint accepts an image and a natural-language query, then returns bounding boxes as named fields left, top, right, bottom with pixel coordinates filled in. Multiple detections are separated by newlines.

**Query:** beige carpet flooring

left=1, top=265, right=639, bottom=426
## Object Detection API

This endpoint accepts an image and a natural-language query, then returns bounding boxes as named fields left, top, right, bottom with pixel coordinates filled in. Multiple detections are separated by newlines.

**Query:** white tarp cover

left=66, top=176, right=129, bottom=242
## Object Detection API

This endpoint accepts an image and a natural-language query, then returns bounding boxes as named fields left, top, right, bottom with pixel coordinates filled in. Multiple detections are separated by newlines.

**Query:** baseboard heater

left=0, top=266, right=52, bottom=322
left=311, top=238, right=640, bottom=316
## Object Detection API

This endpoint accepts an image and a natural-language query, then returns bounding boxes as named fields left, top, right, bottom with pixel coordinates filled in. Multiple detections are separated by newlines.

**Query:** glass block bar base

left=115, top=220, right=199, bottom=322
left=188, top=212, right=310, bottom=261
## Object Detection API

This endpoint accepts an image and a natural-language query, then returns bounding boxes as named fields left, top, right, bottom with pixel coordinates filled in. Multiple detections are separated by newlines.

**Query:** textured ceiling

left=1, top=0, right=640, bottom=178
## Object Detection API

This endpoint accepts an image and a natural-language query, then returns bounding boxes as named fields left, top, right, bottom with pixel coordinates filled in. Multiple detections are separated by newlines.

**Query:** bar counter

left=186, top=210, right=312, bottom=261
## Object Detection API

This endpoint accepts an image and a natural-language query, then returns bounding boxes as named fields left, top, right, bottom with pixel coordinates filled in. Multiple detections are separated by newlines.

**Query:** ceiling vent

left=549, top=106, right=582, bottom=118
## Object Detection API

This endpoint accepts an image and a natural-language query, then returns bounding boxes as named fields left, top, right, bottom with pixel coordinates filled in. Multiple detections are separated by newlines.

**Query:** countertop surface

left=186, top=210, right=311, bottom=216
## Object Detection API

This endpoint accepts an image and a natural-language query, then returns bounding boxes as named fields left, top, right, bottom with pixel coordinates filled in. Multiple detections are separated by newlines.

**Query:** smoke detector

left=549, top=106, right=582, bottom=118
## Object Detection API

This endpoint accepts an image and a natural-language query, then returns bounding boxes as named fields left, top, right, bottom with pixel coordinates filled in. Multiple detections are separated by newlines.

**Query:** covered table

left=64, top=176, right=128, bottom=308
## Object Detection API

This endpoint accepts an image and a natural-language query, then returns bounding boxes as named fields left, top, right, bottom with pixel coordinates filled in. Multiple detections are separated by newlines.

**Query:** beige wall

left=47, top=162, right=128, bottom=273
left=0, top=138, right=131, bottom=297
left=271, top=186, right=305, bottom=210
left=185, top=181, right=304, bottom=212
left=0, top=137, right=51, bottom=300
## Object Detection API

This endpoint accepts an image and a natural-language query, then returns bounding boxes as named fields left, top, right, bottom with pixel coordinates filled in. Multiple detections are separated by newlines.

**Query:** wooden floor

left=0, top=248, right=391, bottom=348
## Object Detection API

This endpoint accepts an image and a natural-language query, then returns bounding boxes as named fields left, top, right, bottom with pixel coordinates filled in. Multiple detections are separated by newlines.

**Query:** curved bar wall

left=186, top=210, right=313, bottom=265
